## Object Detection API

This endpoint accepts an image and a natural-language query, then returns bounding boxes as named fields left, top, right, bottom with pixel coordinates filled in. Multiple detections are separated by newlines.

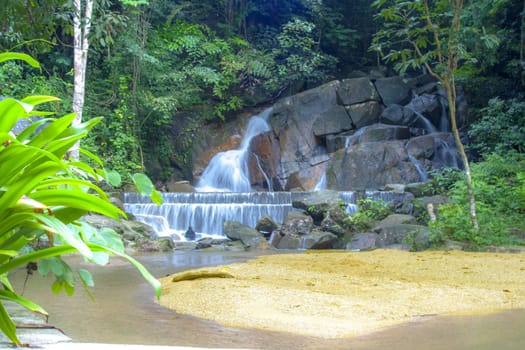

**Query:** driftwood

left=171, top=268, right=234, bottom=283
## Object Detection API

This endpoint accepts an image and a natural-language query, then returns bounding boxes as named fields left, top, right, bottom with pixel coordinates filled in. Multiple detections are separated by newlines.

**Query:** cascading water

left=124, top=192, right=293, bottom=239
left=195, top=108, right=272, bottom=192
left=123, top=108, right=292, bottom=240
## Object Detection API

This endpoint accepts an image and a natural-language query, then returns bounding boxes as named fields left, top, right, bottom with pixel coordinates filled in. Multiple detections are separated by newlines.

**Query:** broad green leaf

left=0, top=301, right=19, bottom=345
left=132, top=173, right=154, bottom=195
left=35, top=214, right=93, bottom=259
left=0, top=290, right=47, bottom=316
left=96, top=228, right=125, bottom=253
left=29, top=189, right=124, bottom=220
left=0, top=52, right=40, bottom=68
left=28, top=113, right=77, bottom=149
left=78, top=269, right=94, bottom=287
left=90, top=252, right=110, bottom=266
left=0, top=250, right=17, bottom=258
left=0, top=98, right=32, bottom=133
left=48, top=257, right=65, bottom=276
left=38, top=259, right=51, bottom=276
left=21, top=96, right=60, bottom=106
left=51, top=279, right=64, bottom=294
left=104, top=169, right=122, bottom=188
left=132, top=173, right=163, bottom=205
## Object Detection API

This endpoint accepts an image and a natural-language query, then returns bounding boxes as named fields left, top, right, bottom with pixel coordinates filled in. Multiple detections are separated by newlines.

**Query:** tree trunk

left=447, top=0, right=479, bottom=232
left=445, top=80, right=479, bottom=232
left=71, top=0, right=93, bottom=160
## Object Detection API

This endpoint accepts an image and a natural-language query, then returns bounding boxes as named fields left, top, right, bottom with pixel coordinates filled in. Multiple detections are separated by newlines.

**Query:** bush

left=0, top=53, right=160, bottom=345
left=468, top=97, right=525, bottom=156
left=431, top=153, right=525, bottom=248
left=346, top=198, right=392, bottom=232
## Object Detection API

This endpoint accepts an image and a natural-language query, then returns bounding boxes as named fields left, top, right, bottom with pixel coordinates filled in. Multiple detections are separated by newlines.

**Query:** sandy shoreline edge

left=159, top=249, right=525, bottom=339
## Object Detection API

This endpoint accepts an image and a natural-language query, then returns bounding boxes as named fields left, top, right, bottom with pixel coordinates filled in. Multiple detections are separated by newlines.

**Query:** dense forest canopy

left=0, top=0, right=524, bottom=180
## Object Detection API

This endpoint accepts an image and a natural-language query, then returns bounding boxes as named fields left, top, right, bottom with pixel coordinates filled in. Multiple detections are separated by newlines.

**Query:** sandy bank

left=159, top=250, right=525, bottom=338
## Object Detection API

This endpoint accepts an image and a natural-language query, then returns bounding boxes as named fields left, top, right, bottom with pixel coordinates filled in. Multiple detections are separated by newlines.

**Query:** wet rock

left=347, top=101, right=383, bottom=129
left=347, top=232, right=379, bottom=251
left=301, top=231, right=338, bottom=249
left=275, top=233, right=301, bottom=249
left=279, top=211, right=314, bottom=236
left=374, top=76, right=412, bottom=106
left=285, top=162, right=328, bottom=191
left=327, top=141, right=421, bottom=190
left=223, top=221, right=270, bottom=250
left=312, top=105, right=353, bottom=136
left=337, top=77, right=380, bottom=105
left=291, top=190, right=344, bottom=221
left=248, top=131, right=282, bottom=190
left=83, top=214, right=173, bottom=252
left=404, top=182, right=433, bottom=197
left=139, top=237, right=175, bottom=252
left=374, top=224, right=430, bottom=249
left=166, top=180, right=195, bottom=192
left=373, top=214, right=418, bottom=232
left=269, top=80, right=340, bottom=188
left=320, top=204, right=351, bottom=237
left=358, top=124, right=410, bottom=143
left=255, top=215, right=279, bottom=235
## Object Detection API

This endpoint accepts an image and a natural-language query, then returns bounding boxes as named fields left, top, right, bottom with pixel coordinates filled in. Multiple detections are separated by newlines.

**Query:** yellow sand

left=159, top=250, right=525, bottom=338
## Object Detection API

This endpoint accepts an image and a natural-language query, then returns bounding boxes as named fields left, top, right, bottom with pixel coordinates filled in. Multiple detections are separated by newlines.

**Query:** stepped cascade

left=124, top=74, right=464, bottom=240
left=124, top=192, right=294, bottom=239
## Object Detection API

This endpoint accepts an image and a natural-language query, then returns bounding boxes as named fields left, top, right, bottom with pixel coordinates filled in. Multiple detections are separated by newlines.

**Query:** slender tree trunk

left=448, top=0, right=479, bottom=232
left=71, top=0, right=93, bottom=159
left=445, top=80, right=479, bottom=231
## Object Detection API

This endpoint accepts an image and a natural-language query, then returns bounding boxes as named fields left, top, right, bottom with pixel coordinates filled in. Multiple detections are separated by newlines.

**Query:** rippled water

left=11, top=251, right=525, bottom=349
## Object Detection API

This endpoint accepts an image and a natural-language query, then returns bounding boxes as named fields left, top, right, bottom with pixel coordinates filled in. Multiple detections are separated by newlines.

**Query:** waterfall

left=196, top=108, right=272, bottom=192
left=124, top=192, right=293, bottom=239
left=408, top=155, right=429, bottom=182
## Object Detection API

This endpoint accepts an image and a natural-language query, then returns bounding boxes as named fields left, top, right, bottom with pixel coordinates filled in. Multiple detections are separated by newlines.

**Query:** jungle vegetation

left=1, top=1, right=524, bottom=243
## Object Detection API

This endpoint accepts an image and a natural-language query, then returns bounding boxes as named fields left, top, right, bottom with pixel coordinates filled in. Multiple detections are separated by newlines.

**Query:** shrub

left=468, top=97, right=525, bottom=156
left=431, top=153, right=525, bottom=248
left=0, top=53, right=160, bottom=345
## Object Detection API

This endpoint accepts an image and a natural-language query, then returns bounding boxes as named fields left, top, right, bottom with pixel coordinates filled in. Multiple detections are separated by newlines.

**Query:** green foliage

left=345, top=198, right=392, bottom=232
left=431, top=153, right=525, bottom=248
left=423, top=167, right=465, bottom=195
left=0, top=53, right=160, bottom=345
left=273, top=18, right=337, bottom=91
left=468, top=97, right=525, bottom=156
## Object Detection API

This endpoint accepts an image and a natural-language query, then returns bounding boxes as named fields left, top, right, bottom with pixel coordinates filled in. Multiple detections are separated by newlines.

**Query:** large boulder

left=279, top=211, right=314, bottom=236
left=374, top=77, right=412, bottom=106
left=312, top=106, right=353, bottom=136
left=285, top=161, right=328, bottom=191
left=337, top=77, right=381, bottom=105
left=291, top=190, right=345, bottom=220
left=248, top=131, right=282, bottom=190
left=268, top=80, right=340, bottom=188
left=327, top=141, right=422, bottom=190
left=347, top=101, right=383, bottom=129
left=274, top=230, right=338, bottom=250
left=223, top=221, right=270, bottom=250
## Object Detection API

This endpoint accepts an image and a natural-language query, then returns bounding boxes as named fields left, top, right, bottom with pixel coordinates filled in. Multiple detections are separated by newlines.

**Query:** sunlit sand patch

left=159, top=250, right=525, bottom=338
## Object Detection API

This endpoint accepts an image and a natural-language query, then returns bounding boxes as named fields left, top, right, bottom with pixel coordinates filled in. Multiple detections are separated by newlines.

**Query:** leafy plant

left=468, top=97, right=525, bottom=156
left=431, top=152, right=525, bottom=248
left=0, top=52, right=160, bottom=345
left=345, top=198, right=392, bottom=232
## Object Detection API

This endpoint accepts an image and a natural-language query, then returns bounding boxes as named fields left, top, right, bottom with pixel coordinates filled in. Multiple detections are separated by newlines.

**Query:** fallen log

left=170, top=268, right=234, bottom=283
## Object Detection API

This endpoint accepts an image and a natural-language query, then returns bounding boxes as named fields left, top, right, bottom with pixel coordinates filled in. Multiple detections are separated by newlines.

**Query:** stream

left=11, top=251, right=525, bottom=350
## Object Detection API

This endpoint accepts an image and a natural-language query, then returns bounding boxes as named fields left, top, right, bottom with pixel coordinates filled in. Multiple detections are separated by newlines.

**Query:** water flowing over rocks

left=122, top=72, right=470, bottom=251
left=190, top=73, right=464, bottom=191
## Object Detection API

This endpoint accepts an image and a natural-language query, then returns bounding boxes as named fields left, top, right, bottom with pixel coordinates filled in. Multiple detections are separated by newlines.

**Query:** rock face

left=192, top=72, right=465, bottom=192
left=223, top=221, right=270, bottom=250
